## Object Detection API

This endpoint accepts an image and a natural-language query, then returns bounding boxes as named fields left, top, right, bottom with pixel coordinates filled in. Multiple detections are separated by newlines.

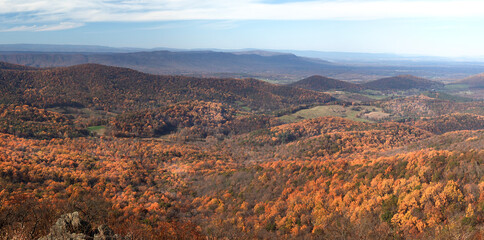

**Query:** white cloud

left=2, top=0, right=484, bottom=31
left=0, top=22, right=84, bottom=32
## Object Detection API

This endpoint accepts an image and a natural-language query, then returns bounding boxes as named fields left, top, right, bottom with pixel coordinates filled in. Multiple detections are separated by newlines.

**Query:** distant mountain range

left=0, top=50, right=343, bottom=82
left=2, top=44, right=484, bottom=81
left=2, top=44, right=483, bottom=62
left=0, top=44, right=143, bottom=53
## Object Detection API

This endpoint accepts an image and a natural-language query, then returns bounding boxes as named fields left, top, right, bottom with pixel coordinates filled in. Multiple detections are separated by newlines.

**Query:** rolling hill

left=0, top=59, right=483, bottom=240
left=458, top=73, right=484, bottom=88
left=0, top=62, right=333, bottom=112
left=0, top=104, right=88, bottom=139
left=363, top=74, right=444, bottom=91
left=289, top=74, right=448, bottom=93
left=410, top=113, right=484, bottom=134
left=288, top=75, right=363, bottom=91
left=380, top=95, right=484, bottom=118
left=0, top=61, right=37, bottom=70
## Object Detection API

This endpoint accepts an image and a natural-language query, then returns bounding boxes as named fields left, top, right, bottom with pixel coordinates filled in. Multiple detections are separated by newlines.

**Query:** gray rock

left=39, top=212, right=121, bottom=240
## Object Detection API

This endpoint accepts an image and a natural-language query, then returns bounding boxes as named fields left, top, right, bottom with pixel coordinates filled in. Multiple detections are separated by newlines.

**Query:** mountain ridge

left=0, top=62, right=334, bottom=112
left=0, top=50, right=339, bottom=81
left=2, top=48, right=484, bottom=81
left=362, top=74, right=444, bottom=90
left=289, top=75, right=363, bottom=91
left=458, top=72, right=484, bottom=88
left=289, top=74, right=444, bottom=92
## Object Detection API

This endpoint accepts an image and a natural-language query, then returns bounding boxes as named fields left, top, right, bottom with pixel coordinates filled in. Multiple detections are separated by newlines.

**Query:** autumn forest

left=0, top=62, right=483, bottom=239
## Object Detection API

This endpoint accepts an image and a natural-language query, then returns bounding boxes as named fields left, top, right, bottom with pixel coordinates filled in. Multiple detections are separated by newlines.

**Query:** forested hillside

left=0, top=62, right=483, bottom=239
left=0, top=104, right=88, bottom=139
left=409, top=113, right=484, bottom=134
left=1, top=116, right=482, bottom=239
left=380, top=95, right=484, bottom=118
left=459, top=73, right=484, bottom=89
left=289, top=75, right=363, bottom=91
left=0, top=63, right=333, bottom=112
left=363, top=75, right=444, bottom=91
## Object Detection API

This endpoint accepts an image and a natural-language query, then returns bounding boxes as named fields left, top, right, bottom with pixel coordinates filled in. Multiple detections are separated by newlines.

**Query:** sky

left=1, top=0, right=484, bottom=57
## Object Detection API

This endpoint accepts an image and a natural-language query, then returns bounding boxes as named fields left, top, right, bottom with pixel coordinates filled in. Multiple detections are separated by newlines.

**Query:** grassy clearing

left=358, top=93, right=390, bottom=100
left=87, top=125, right=105, bottom=131
left=359, top=90, right=390, bottom=99
left=279, top=105, right=388, bottom=123
left=326, top=90, right=390, bottom=103
left=87, top=125, right=106, bottom=136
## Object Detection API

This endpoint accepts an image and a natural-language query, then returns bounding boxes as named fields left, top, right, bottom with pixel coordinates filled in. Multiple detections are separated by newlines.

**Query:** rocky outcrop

left=39, top=212, right=122, bottom=240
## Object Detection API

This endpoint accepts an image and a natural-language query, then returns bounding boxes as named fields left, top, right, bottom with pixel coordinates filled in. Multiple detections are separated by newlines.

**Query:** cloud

left=0, top=22, right=84, bottom=32
left=1, top=0, right=484, bottom=31
left=140, top=20, right=238, bottom=31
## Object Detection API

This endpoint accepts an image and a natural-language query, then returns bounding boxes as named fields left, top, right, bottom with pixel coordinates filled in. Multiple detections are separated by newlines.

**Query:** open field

left=87, top=125, right=106, bottom=136
left=279, top=104, right=388, bottom=123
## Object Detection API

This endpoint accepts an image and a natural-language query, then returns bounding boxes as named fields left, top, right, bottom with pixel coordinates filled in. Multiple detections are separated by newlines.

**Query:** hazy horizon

left=2, top=0, right=484, bottom=58
left=1, top=43, right=484, bottom=62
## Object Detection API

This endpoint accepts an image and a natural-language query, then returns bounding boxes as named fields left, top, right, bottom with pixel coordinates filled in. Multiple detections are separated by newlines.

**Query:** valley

left=0, top=61, right=483, bottom=239
left=2, top=46, right=484, bottom=82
